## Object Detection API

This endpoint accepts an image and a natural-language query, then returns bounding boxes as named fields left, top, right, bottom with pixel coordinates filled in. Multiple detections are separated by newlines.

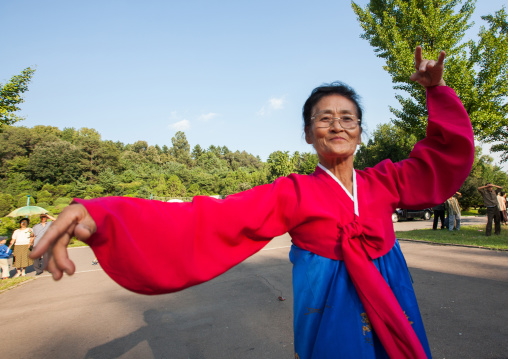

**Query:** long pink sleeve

left=75, top=177, right=297, bottom=295
left=394, top=86, right=474, bottom=208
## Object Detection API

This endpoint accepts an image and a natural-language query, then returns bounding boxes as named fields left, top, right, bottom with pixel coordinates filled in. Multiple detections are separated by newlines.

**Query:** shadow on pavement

left=84, top=263, right=294, bottom=359
left=411, top=267, right=508, bottom=358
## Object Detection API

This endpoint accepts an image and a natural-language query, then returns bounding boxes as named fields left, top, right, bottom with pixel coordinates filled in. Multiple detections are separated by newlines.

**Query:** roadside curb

left=0, top=277, right=36, bottom=294
left=397, top=238, right=508, bottom=252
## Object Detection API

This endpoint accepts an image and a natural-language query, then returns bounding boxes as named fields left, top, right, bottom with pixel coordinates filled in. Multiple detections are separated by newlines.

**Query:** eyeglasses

left=311, top=114, right=361, bottom=130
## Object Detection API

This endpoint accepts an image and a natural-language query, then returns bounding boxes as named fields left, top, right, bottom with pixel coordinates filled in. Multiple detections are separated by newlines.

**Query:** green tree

left=196, top=152, right=229, bottom=174
left=473, top=9, right=508, bottom=161
left=5, top=156, right=30, bottom=174
left=352, top=1, right=508, bottom=157
left=191, top=144, right=204, bottom=160
left=267, top=151, right=295, bottom=182
left=0, top=193, right=15, bottom=216
left=458, top=146, right=508, bottom=209
left=166, top=175, right=187, bottom=197
left=1, top=172, right=33, bottom=195
left=146, top=145, right=161, bottom=164
left=0, top=126, right=33, bottom=173
left=97, top=168, right=120, bottom=195
left=354, top=123, right=418, bottom=170
left=0, top=67, right=36, bottom=128
left=298, top=152, right=319, bottom=175
left=132, top=140, right=148, bottom=153
left=36, top=189, right=53, bottom=205
left=169, top=131, right=192, bottom=166
left=28, top=140, right=83, bottom=184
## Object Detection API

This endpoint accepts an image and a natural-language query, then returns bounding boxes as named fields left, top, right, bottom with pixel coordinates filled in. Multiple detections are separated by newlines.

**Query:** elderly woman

left=9, top=218, right=34, bottom=277
left=33, top=47, right=474, bottom=358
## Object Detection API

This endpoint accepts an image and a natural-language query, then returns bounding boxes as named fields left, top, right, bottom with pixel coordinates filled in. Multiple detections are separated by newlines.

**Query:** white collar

left=318, top=163, right=359, bottom=216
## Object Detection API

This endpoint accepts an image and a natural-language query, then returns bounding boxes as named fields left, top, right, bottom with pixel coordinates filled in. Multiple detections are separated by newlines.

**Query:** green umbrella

left=7, top=205, right=50, bottom=218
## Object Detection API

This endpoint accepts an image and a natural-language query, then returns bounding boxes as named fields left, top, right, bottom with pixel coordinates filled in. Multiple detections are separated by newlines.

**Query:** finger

left=414, top=46, right=423, bottom=69
left=30, top=221, right=74, bottom=258
left=437, top=50, right=446, bottom=65
left=419, top=59, right=430, bottom=73
left=30, top=204, right=88, bottom=258
left=53, top=235, right=76, bottom=276
left=409, top=72, right=420, bottom=82
left=425, top=60, right=437, bottom=71
left=46, top=253, right=64, bottom=280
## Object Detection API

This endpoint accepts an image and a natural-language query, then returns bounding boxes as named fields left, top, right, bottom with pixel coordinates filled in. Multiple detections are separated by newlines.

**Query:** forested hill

left=0, top=125, right=319, bottom=222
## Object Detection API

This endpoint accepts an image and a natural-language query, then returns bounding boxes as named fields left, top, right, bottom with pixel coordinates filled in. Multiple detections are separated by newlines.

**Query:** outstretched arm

left=31, top=177, right=297, bottom=292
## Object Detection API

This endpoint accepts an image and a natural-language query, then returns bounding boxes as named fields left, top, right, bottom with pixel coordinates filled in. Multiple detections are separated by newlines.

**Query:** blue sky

left=1, top=0, right=506, bottom=164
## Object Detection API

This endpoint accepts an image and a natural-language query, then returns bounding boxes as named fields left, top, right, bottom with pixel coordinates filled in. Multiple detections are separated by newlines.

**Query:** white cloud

left=258, top=95, right=286, bottom=116
left=269, top=96, right=285, bottom=110
left=169, top=119, right=190, bottom=131
left=198, top=112, right=219, bottom=121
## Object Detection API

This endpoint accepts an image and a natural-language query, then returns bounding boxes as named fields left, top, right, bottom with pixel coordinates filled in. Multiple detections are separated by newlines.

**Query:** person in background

left=32, top=213, right=56, bottom=275
left=0, top=236, right=12, bottom=280
left=497, top=191, right=507, bottom=225
left=446, top=192, right=461, bottom=231
left=432, top=202, right=446, bottom=230
left=8, top=218, right=34, bottom=277
left=478, top=184, right=502, bottom=236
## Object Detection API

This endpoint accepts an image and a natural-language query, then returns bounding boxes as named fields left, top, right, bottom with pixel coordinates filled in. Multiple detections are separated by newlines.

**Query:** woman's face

left=305, top=94, right=361, bottom=162
left=20, top=220, right=28, bottom=228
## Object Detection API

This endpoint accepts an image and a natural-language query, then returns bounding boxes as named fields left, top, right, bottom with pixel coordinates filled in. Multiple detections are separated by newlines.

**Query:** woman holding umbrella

left=9, top=218, right=34, bottom=277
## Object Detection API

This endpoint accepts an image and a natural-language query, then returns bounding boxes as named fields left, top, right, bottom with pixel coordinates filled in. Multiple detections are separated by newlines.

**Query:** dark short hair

left=302, top=81, right=363, bottom=131
left=20, top=218, right=30, bottom=225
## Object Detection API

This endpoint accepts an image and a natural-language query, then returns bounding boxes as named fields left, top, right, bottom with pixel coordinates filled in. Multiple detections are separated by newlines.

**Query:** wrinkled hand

left=30, top=203, right=97, bottom=280
left=410, top=46, right=446, bottom=88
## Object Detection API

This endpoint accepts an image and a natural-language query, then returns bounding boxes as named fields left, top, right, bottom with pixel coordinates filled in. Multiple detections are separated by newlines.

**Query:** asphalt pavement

left=2, top=218, right=507, bottom=359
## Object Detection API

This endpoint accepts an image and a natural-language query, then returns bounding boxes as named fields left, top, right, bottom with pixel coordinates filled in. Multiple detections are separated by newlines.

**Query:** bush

left=478, top=208, right=487, bottom=215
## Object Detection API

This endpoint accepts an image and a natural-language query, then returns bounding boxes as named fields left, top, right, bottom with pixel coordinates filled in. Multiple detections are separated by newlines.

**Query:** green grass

left=69, top=239, right=88, bottom=247
left=461, top=208, right=480, bottom=216
left=0, top=276, right=35, bottom=292
left=396, top=225, right=508, bottom=250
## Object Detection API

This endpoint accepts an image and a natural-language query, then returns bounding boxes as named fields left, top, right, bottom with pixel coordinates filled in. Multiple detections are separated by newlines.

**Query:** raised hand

left=30, top=203, right=97, bottom=280
left=410, top=46, right=446, bottom=88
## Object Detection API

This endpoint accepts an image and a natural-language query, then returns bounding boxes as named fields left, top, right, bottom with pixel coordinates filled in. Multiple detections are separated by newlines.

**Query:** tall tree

left=169, top=131, right=192, bottom=166
left=191, top=144, right=204, bottom=160
left=352, top=1, right=508, bottom=157
left=0, top=67, right=35, bottom=128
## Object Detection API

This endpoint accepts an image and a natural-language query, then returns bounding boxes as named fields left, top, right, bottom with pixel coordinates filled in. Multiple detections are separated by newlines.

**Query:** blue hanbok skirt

left=290, top=240, right=432, bottom=359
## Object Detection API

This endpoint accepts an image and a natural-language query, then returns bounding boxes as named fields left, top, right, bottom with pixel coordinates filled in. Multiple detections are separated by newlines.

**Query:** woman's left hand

left=410, top=46, right=446, bottom=88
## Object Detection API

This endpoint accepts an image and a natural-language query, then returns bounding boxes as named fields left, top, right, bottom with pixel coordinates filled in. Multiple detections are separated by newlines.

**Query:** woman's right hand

left=30, top=203, right=97, bottom=280
left=410, top=46, right=446, bottom=88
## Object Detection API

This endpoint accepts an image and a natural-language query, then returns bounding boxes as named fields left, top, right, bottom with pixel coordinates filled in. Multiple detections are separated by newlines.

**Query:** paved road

left=2, top=230, right=507, bottom=358
left=393, top=215, right=487, bottom=232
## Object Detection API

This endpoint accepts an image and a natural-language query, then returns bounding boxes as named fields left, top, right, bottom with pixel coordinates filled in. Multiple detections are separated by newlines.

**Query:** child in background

left=0, top=237, right=13, bottom=280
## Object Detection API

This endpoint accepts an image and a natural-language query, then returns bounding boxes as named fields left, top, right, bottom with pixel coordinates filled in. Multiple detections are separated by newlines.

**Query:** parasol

left=6, top=206, right=50, bottom=218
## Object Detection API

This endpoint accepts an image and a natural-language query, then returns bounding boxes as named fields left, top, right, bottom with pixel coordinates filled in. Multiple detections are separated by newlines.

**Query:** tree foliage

left=0, top=67, right=36, bottom=128
left=354, top=123, right=417, bottom=169
left=0, top=125, right=269, bottom=224
left=352, top=1, right=508, bottom=158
